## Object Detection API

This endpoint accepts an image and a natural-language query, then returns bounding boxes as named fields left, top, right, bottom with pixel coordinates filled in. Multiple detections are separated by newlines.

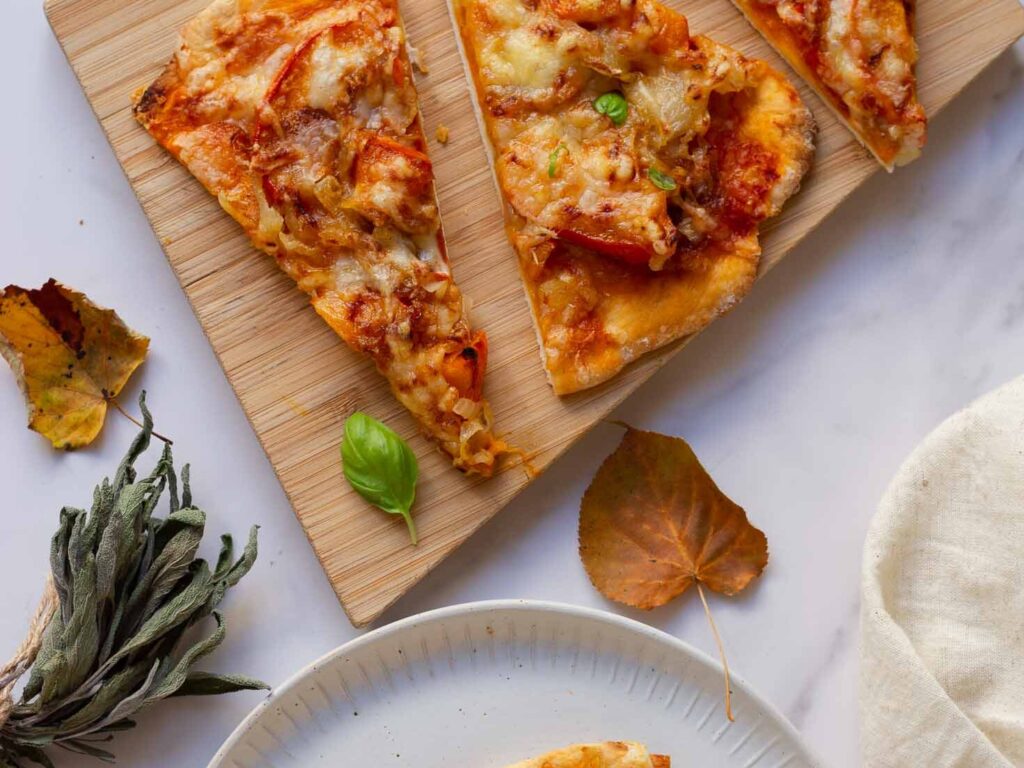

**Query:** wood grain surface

left=45, top=0, right=1024, bottom=626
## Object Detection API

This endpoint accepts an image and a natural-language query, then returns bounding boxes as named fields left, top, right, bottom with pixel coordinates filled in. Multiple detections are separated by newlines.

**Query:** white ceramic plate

left=210, top=601, right=818, bottom=767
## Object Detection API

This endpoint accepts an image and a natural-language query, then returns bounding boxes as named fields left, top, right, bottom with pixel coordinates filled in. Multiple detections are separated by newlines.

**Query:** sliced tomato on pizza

left=453, top=0, right=816, bottom=394
left=730, top=0, right=926, bottom=169
left=134, top=0, right=505, bottom=474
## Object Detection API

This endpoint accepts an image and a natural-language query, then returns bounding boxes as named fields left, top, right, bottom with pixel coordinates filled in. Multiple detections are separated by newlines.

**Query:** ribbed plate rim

left=207, top=599, right=820, bottom=767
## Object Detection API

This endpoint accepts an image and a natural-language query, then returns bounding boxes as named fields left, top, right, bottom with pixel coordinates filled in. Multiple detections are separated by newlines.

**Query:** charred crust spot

left=133, top=83, right=166, bottom=117
left=460, top=346, right=478, bottom=361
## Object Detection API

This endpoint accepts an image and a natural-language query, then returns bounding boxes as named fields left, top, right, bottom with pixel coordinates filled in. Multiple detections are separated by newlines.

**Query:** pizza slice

left=452, top=0, right=815, bottom=394
left=133, top=0, right=505, bottom=474
left=504, top=742, right=669, bottom=768
left=730, top=0, right=926, bottom=169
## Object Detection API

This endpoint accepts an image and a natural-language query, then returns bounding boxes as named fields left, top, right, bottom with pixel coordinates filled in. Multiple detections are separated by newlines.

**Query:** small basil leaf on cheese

left=548, top=144, right=568, bottom=177
left=341, top=411, right=420, bottom=544
left=647, top=167, right=677, bottom=191
left=593, top=91, right=628, bottom=126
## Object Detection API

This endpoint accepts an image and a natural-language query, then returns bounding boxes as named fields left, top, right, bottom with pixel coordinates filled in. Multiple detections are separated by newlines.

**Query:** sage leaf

left=55, top=739, right=115, bottom=762
left=90, top=720, right=135, bottom=735
left=0, top=394, right=266, bottom=767
left=144, top=612, right=228, bottom=703
left=66, top=512, right=88, bottom=578
left=86, top=662, right=160, bottom=734
left=56, top=553, right=101, bottom=701
left=126, top=509, right=205, bottom=625
left=222, top=526, right=259, bottom=588
left=169, top=672, right=269, bottom=697
left=341, top=412, right=419, bottom=544
left=49, top=512, right=75, bottom=610
left=212, top=534, right=234, bottom=580
left=19, top=609, right=63, bottom=705
left=2, top=745, right=54, bottom=768
left=97, top=600, right=124, bottom=667
left=107, top=562, right=213, bottom=667
left=180, top=464, right=192, bottom=510
left=95, top=484, right=147, bottom=607
left=57, top=662, right=150, bottom=734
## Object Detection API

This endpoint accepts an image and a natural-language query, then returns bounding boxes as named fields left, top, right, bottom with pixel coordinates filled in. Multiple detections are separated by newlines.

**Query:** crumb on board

left=162, top=237, right=173, bottom=245
left=408, top=43, right=429, bottom=74
left=435, top=125, right=450, bottom=144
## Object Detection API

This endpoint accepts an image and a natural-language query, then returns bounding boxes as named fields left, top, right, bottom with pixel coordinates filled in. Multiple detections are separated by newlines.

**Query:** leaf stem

left=402, top=512, right=419, bottom=546
left=697, top=581, right=734, bottom=722
left=109, top=399, right=173, bottom=445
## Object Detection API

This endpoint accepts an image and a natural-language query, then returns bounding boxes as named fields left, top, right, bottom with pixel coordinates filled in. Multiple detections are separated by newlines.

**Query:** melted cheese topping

left=455, top=0, right=815, bottom=393
left=307, top=35, right=372, bottom=109
left=743, top=0, right=926, bottom=167
left=485, top=27, right=576, bottom=90
left=135, top=0, right=505, bottom=474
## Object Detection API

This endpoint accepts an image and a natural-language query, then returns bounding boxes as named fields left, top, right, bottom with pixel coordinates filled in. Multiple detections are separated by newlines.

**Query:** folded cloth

left=861, top=376, right=1024, bottom=767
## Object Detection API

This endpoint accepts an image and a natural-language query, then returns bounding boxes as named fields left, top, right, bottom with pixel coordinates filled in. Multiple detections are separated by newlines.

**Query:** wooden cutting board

left=46, top=0, right=1024, bottom=626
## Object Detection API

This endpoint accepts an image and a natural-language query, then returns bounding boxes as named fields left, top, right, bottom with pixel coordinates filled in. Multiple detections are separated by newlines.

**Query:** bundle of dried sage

left=0, top=396, right=266, bottom=766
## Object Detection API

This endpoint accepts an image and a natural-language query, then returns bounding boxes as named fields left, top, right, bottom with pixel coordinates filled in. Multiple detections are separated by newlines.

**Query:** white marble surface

left=2, top=0, right=1022, bottom=763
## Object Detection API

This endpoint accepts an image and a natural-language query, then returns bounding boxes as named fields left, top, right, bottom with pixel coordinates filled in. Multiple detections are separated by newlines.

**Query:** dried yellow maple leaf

left=579, top=426, right=768, bottom=719
left=0, top=279, right=149, bottom=448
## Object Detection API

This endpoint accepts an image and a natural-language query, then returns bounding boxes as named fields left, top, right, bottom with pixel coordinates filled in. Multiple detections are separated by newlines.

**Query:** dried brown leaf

left=579, top=426, right=768, bottom=609
left=0, top=279, right=149, bottom=448
left=579, top=426, right=770, bottom=720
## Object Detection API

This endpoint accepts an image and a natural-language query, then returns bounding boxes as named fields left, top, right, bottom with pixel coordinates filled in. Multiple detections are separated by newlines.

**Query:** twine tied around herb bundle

left=0, top=395, right=267, bottom=768
left=0, top=579, right=58, bottom=732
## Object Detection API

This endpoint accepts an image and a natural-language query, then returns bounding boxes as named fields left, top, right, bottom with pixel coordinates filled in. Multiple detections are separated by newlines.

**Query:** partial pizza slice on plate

left=452, top=0, right=815, bottom=394
left=730, top=0, right=927, bottom=169
left=504, top=742, right=669, bottom=768
left=134, top=0, right=505, bottom=474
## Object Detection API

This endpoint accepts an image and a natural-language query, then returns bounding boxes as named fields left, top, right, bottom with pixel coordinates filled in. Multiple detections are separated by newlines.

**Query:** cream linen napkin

left=861, top=376, right=1024, bottom=767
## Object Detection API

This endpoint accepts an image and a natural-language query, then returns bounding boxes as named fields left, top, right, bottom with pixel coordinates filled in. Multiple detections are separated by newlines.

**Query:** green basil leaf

left=647, top=167, right=677, bottom=191
left=341, top=412, right=419, bottom=544
left=548, top=144, right=568, bottom=178
left=593, top=91, right=628, bottom=126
